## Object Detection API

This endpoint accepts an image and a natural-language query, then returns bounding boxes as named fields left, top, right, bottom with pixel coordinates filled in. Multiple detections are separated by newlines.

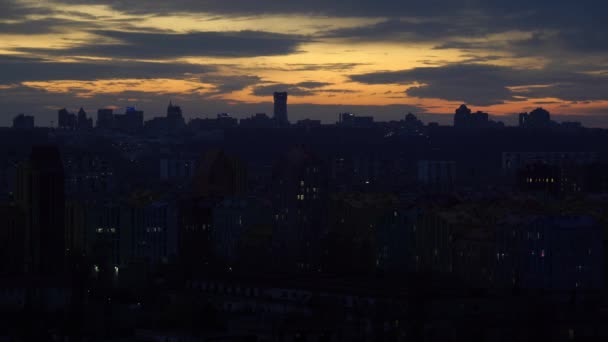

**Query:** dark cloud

left=0, top=0, right=55, bottom=19
left=251, top=82, right=357, bottom=97
left=0, top=55, right=215, bottom=83
left=284, top=63, right=366, bottom=71
left=17, top=30, right=309, bottom=59
left=200, top=75, right=262, bottom=94
left=0, top=18, right=94, bottom=34
left=351, top=63, right=608, bottom=106
left=251, top=83, right=316, bottom=97
left=54, top=0, right=466, bottom=17
left=323, top=18, right=490, bottom=42
left=296, top=81, right=333, bottom=88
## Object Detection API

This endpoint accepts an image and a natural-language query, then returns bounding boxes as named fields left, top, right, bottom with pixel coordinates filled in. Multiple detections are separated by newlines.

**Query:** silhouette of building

left=167, top=101, right=182, bottom=119
left=338, top=112, right=375, bottom=128
left=453, top=104, right=490, bottom=128
left=193, top=149, right=247, bottom=198
left=114, top=107, right=144, bottom=134
left=58, top=108, right=77, bottom=130
left=15, top=145, right=65, bottom=275
left=519, top=107, right=552, bottom=129
left=453, top=104, right=471, bottom=128
left=188, top=114, right=238, bottom=131
left=77, top=107, right=93, bottom=130
left=12, top=114, right=34, bottom=129
left=239, top=113, right=274, bottom=128
left=273, top=92, right=289, bottom=126
left=166, top=101, right=185, bottom=130
left=96, top=108, right=114, bottom=129
left=295, top=119, right=322, bottom=129
left=403, top=112, right=423, bottom=133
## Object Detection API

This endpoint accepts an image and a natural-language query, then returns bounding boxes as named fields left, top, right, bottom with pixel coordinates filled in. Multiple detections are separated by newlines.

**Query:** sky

left=1, top=0, right=608, bottom=126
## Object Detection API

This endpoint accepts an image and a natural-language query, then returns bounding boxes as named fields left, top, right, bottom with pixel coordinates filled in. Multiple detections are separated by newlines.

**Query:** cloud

left=0, top=55, right=215, bottom=83
left=284, top=63, right=366, bottom=72
left=54, top=0, right=465, bottom=17
left=350, top=63, right=608, bottom=106
left=296, top=81, right=333, bottom=89
left=251, top=81, right=356, bottom=97
left=251, top=83, right=316, bottom=97
left=323, top=18, right=490, bottom=42
left=0, top=0, right=55, bottom=19
left=17, top=30, right=309, bottom=59
left=0, top=17, right=94, bottom=34
left=200, top=75, right=262, bottom=94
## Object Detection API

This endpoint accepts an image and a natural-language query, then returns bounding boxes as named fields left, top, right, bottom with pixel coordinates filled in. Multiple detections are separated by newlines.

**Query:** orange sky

left=1, top=0, right=607, bottom=125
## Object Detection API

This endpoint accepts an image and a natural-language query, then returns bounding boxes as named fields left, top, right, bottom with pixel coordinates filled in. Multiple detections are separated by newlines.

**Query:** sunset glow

left=1, top=0, right=607, bottom=125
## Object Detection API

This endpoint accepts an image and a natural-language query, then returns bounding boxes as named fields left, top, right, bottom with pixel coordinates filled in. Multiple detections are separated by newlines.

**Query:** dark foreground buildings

left=15, top=145, right=65, bottom=275
left=2, top=101, right=608, bottom=340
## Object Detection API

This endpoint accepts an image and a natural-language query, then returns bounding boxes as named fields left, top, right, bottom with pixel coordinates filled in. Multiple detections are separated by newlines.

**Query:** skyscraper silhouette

left=273, top=92, right=289, bottom=126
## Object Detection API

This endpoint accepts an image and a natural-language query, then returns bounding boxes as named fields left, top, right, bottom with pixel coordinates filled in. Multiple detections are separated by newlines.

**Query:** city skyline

left=1, top=1, right=608, bottom=126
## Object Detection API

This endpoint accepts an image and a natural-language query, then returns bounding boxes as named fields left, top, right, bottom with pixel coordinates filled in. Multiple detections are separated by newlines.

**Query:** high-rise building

left=167, top=101, right=183, bottom=119
left=97, top=108, right=114, bottom=129
left=113, top=107, right=144, bottom=133
left=77, top=107, right=93, bottom=130
left=453, top=104, right=490, bottom=128
left=12, top=114, right=34, bottom=129
left=519, top=107, right=552, bottom=129
left=15, top=145, right=66, bottom=275
left=271, top=147, right=328, bottom=271
left=166, top=101, right=185, bottom=130
left=273, top=92, right=288, bottom=126
left=58, top=108, right=76, bottom=130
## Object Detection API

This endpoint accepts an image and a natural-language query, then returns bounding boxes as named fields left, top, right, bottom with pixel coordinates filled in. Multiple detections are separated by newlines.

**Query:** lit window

left=96, top=228, right=104, bottom=233
left=540, top=249, right=545, bottom=258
